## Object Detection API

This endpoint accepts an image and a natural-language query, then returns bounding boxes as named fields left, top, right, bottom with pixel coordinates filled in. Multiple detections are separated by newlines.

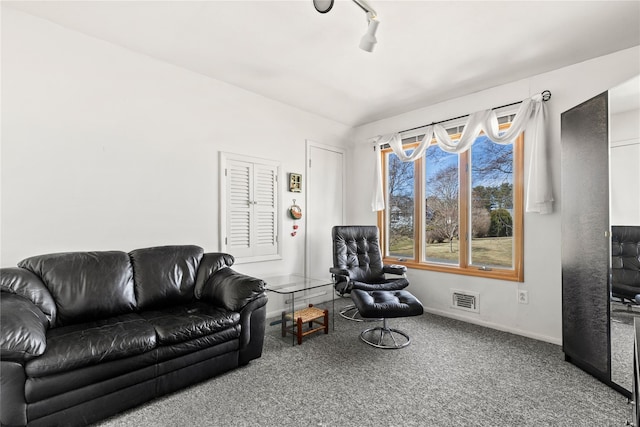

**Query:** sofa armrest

left=1, top=267, right=56, bottom=326
left=383, top=264, right=407, bottom=276
left=238, top=294, right=268, bottom=365
left=199, top=267, right=266, bottom=312
left=198, top=267, right=268, bottom=364
left=194, top=252, right=236, bottom=299
left=1, top=293, right=48, bottom=362
left=0, top=361, right=27, bottom=426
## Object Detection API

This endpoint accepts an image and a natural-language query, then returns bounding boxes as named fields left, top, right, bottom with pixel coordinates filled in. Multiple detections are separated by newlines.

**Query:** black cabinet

left=634, top=319, right=640, bottom=425
left=561, top=92, right=612, bottom=385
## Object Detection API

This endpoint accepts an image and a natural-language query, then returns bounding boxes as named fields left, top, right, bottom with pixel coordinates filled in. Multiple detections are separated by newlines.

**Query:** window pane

left=424, top=145, right=459, bottom=264
left=470, top=135, right=514, bottom=268
left=387, top=152, right=414, bottom=258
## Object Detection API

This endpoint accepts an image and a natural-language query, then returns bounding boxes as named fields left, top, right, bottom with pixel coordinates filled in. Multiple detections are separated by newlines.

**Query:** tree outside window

left=387, top=154, right=415, bottom=258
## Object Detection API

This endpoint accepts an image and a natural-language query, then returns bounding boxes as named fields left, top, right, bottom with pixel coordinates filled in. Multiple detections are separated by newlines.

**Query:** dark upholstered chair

left=330, top=225, right=409, bottom=321
left=611, top=226, right=640, bottom=304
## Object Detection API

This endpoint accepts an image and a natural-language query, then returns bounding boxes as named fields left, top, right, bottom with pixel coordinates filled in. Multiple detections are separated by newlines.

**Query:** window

left=220, top=152, right=280, bottom=263
left=380, top=122, right=524, bottom=281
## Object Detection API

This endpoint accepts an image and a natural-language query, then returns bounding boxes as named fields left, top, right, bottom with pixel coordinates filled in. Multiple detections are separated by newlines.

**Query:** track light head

left=313, top=0, right=334, bottom=14
left=359, top=13, right=379, bottom=52
left=313, top=0, right=380, bottom=52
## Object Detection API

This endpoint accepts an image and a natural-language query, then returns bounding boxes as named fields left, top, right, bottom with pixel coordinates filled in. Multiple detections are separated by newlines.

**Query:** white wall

left=350, top=46, right=640, bottom=345
left=3, top=7, right=640, bottom=346
left=0, top=8, right=352, bottom=280
left=610, top=107, right=640, bottom=225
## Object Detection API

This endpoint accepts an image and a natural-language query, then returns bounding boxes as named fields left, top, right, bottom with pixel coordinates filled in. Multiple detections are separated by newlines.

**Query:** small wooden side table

left=281, top=304, right=329, bottom=345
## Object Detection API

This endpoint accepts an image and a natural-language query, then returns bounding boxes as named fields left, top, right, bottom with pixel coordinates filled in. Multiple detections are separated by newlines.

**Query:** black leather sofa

left=0, top=245, right=268, bottom=427
left=611, top=226, right=640, bottom=303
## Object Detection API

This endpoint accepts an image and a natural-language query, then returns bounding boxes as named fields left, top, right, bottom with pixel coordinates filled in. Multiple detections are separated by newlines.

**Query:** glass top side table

left=263, top=275, right=335, bottom=345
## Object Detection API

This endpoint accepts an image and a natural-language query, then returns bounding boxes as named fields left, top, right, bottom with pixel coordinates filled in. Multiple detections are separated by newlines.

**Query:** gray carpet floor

left=611, top=304, right=636, bottom=391
left=96, top=299, right=631, bottom=426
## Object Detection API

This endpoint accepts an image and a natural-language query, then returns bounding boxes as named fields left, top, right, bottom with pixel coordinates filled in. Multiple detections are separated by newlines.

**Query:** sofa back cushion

left=129, top=245, right=204, bottom=310
left=18, top=251, right=136, bottom=327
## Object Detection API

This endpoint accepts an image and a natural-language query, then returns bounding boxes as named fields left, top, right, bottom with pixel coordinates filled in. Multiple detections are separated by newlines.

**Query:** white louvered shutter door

left=226, top=160, right=253, bottom=257
left=253, top=163, right=278, bottom=256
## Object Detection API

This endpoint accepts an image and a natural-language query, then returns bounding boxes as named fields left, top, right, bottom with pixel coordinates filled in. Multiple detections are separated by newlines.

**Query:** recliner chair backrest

left=612, top=226, right=640, bottom=290
left=332, top=226, right=385, bottom=282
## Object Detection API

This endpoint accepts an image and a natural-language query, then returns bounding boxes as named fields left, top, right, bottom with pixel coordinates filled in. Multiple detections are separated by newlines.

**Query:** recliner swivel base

left=339, top=304, right=380, bottom=322
left=359, top=318, right=411, bottom=349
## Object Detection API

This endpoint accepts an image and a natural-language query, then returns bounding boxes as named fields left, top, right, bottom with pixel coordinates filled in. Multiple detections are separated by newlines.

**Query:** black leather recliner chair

left=329, top=225, right=409, bottom=321
left=611, top=225, right=640, bottom=303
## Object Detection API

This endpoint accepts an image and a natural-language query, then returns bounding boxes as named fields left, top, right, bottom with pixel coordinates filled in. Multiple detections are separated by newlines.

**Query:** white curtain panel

left=371, top=93, right=553, bottom=214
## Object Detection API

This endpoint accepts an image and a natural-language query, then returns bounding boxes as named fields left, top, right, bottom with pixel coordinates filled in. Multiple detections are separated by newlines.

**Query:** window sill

left=384, top=257, right=524, bottom=282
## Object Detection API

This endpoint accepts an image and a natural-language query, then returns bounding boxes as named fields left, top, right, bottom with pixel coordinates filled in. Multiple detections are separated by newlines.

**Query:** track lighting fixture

left=313, top=0, right=380, bottom=52
left=358, top=11, right=379, bottom=52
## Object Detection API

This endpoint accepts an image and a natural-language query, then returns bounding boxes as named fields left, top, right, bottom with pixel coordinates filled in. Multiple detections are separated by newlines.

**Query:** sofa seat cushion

left=140, top=302, right=240, bottom=345
left=26, top=314, right=156, bottom=378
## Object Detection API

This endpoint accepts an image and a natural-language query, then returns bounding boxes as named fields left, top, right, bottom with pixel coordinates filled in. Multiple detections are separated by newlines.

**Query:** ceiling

left=5, top=0, right=640, bottom=126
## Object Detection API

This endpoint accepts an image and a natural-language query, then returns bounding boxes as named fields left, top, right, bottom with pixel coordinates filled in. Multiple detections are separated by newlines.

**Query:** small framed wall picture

left=289, top=173, right=302, bottom=192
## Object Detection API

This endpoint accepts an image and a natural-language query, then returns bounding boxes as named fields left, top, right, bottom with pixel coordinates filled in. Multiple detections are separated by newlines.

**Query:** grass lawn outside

left=389, top=236, right=513, bottom=267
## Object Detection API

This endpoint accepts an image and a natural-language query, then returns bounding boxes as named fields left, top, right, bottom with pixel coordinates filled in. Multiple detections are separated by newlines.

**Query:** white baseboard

left=424, top=307, right=562, bottom=346
left=267, top=308, right=286, bottom=320
left=267, top=302, right=561, bottom=346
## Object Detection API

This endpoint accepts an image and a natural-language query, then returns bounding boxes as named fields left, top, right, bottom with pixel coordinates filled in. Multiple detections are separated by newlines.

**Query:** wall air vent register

left=451, top=289, right=480, bottom=313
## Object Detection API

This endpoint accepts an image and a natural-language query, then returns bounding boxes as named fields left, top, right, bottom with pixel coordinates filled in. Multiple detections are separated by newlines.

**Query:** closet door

left=561, top=91, right=610, bottom=382
left=306, top=141, right=344, bottom=281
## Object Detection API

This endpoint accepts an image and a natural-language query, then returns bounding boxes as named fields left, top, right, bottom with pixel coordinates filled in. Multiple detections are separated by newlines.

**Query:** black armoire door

left=561, top=92, right=610, bottom=384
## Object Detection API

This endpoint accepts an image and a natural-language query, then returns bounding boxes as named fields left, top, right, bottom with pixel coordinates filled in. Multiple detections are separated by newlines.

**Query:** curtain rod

left=398, top=90, right=552, bottom=135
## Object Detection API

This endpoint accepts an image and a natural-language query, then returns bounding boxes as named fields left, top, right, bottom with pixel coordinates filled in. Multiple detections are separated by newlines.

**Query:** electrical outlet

left=518, top=290, right=529, bottom=304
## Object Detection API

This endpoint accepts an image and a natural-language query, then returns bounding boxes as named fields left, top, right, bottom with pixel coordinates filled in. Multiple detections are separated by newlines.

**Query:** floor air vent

left=451, top=290, right=479, bottom=313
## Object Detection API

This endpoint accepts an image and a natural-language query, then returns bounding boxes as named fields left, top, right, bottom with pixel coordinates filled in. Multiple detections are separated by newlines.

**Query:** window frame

left=378, top=123, right=524, bottom=282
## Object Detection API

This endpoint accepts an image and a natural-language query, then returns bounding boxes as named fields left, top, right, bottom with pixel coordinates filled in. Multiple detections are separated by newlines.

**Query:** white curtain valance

left=371, top=93, right=553, bottom=214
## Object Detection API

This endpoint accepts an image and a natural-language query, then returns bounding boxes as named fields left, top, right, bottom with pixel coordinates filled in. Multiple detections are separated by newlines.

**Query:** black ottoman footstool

left=350, top=289, right=424, bottom=349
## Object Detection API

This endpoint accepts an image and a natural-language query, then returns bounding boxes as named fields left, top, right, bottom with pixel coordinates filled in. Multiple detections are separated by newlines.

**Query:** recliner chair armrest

left=383, top=264, right=407, bottom=276
left=330, top=267, right=350, bottom=277
left=1, top=293, right=48, bottom=362
left=330, top=267, right=351, bottom=295
left=198, top=267, right=267, bottom=312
